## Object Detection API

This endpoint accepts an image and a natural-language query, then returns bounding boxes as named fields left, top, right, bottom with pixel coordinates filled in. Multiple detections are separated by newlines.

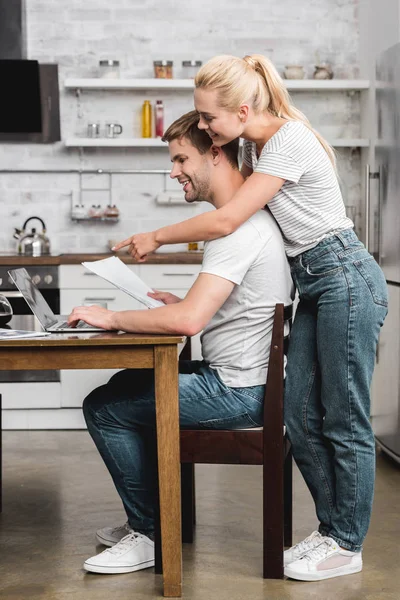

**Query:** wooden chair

left=155, top=303, right=293, bottom=579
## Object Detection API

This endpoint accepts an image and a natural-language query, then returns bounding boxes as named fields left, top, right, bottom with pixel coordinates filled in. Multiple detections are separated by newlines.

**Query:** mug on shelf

left=87, top=123, right=100, bottom=138
left=105, top=123, right=123, bottom=138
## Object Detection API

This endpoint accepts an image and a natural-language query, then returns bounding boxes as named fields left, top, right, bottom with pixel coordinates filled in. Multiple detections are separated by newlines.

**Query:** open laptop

left=8, top=267, right=106, bottom=333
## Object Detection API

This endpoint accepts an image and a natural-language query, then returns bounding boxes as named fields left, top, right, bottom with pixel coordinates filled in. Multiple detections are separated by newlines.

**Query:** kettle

left=13, top=216, right=51, bottom=257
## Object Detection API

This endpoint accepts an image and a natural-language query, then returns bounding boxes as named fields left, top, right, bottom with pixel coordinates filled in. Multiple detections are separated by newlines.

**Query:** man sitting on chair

left=68, top=110, right=294, bottom=575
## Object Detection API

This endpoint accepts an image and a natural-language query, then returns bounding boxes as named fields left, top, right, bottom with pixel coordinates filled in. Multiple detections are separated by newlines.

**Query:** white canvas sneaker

left=96, top=522, right=133, bottom=547
left=84, top=532, right=155, bottom=574
left=284, top=530, right=324, bottom=566
left=284, top=537, right=362, bottom=581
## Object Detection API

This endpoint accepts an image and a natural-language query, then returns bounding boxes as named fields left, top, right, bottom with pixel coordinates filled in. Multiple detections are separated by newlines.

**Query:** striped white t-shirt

left=242, top=120, right=353, bottom=257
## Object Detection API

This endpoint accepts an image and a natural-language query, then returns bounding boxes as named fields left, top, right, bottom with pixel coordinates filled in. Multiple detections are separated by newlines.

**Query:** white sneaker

left=84, top=532, right=155, bottom=574
left=284, top=530, right=324, bottom=566
left=284, top=537, right=362, bottom=581
left=96, top=522, right=133, bottom=547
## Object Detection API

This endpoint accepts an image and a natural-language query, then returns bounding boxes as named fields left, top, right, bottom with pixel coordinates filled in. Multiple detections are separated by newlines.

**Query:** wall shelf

left=64, top=78, right=370, bottom=92
left=65, top=137, right=370, bottom=149
left=71, top=217, right=119, bottom=223
left=65, top=138, right=165, bottom=147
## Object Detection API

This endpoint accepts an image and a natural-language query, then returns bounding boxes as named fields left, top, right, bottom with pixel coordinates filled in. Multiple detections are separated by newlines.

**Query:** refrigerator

left=370, top=42, right=400, bottom=463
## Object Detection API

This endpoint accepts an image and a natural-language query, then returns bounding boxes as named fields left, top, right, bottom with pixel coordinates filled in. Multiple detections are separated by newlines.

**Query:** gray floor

left=0, top=431, right=399, bottom=600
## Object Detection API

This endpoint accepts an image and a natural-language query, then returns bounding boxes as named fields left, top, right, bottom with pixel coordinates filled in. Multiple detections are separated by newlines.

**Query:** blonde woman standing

left=114, top=54, right=388, bottom=581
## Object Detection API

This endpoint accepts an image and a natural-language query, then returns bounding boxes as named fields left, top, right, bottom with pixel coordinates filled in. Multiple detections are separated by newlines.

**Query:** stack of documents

left=0, top=330, right=51, bottom=340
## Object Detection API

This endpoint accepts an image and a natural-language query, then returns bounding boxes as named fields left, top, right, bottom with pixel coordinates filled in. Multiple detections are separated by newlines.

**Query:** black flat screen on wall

left=0, top=59, right=42, bottom=133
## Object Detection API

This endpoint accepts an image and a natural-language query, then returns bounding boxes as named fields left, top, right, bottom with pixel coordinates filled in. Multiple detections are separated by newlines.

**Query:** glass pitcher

left=0, top=294, right=13, bottom=326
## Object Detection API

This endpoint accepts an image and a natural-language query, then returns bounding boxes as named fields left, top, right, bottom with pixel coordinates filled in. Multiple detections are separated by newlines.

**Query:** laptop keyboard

left=56, top=321, right=96, bottom=330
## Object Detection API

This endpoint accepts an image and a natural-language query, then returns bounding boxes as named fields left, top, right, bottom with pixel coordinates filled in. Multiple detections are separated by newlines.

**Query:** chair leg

left=284, top=447, right=293, bottom=548
left=154, top=488, right=163, bottom=574
left=181, top=463, right=195, bottom=543
left=263, top=433, right=284, bottom=577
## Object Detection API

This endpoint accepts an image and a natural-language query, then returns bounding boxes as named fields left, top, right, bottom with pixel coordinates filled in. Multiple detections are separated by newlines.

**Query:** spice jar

left=71, top=204, right=86, bottom=220
left=153, top=60, right=173, bottom=79
left=104, top=205, right=120, bottom=219
left=99, top=60, right=120, bottom=79
left=89, top=205, right=103, bottom=219
left=181, top=60, right=202, bottom=79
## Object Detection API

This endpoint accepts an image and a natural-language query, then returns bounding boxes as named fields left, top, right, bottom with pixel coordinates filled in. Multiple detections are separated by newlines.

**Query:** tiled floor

left=0, top=431, right=399, bottom=600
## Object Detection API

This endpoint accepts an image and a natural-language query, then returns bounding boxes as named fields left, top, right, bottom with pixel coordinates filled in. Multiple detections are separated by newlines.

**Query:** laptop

left=8, top=267, right=106, bottom=333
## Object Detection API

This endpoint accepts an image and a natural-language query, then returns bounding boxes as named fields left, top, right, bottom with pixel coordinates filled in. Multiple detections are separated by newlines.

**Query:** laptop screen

left=8, top=268, right=58, bottom=328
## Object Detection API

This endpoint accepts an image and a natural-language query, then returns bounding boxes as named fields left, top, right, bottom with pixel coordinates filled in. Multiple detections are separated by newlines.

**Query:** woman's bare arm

left=113, top=171, right=284, bottom=259
left=156, top=171, right=284, bottom=244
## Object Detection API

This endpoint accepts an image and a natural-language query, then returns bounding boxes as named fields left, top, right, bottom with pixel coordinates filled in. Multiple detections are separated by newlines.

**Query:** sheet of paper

left=0, top=329, right=51, bottom=340
left=81, top=256, right=164, bottom=309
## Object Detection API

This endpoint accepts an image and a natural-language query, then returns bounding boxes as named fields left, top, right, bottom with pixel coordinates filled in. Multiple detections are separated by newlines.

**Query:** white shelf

left=64, top=78, right=370, bottom=92
left=65, top=78, right=195, bottom=90
left=65, top=137, right=370, bottom=149
left=65, top=138, right=165, bottom=147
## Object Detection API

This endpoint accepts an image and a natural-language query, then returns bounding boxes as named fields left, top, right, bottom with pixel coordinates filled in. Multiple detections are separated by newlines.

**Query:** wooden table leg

left=154, top=345, right=182, bottom=597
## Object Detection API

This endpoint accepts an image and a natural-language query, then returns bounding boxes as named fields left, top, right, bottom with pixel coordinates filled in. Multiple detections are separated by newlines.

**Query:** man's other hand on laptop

left=68, top=306, right=117, bottom=331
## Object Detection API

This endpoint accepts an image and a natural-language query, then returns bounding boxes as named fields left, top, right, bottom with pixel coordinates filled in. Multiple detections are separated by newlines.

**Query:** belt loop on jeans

left=335, top=231, right=350, bottom=249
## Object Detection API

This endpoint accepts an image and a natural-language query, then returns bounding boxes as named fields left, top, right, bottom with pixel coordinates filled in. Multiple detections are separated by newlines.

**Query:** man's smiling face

left=168, top=137, right=212, bottom=203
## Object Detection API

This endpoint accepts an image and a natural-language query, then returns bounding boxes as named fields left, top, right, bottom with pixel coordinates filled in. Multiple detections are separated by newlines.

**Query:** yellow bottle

left=141, top=100, right=152, bottom=138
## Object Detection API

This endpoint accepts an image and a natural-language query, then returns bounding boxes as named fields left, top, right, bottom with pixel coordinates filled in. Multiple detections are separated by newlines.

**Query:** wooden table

left=0, top=316, right=184, bottom=597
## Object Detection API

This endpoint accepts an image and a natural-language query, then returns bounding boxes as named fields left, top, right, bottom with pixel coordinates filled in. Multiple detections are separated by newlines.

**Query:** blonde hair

left=162, top=110, right=239, bottom=169
left=195, top=54, right=336, bottom=169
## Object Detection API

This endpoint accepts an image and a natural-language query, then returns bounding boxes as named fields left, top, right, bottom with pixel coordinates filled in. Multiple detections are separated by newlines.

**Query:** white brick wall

left=0, top=0, right=362, bottom=252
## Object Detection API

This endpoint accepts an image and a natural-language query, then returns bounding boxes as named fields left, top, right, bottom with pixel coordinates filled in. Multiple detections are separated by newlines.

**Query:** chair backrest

left=262, top=303, right=292, bottom=431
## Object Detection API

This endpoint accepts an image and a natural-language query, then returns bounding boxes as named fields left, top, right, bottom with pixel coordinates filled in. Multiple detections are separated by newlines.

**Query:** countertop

left=0, top=252, right=203, bottom=266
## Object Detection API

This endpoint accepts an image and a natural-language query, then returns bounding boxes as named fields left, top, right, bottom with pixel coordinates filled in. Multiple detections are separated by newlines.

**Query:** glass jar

left=153, top=60, right=173, bottom=79
left=89, top=205, right=103, bottom=219
left=181, top=60, right=202, bottom=79
left=71, top=204, right=86, bottom=220
left=99, top=60, right=120, bottom=79
left=104, top=205, right=120, bottom=219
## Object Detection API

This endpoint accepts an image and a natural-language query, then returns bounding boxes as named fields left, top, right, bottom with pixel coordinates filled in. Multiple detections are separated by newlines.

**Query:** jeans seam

left=344, top=268, right=359, bottom=544
left=302, top=364, right=334, bottom=511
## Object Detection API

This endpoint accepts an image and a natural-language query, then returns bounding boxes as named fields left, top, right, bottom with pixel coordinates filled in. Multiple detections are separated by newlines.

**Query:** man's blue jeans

left=284, top=229, right=388, bottom=552
left=83, top=360, right=265, bottom=538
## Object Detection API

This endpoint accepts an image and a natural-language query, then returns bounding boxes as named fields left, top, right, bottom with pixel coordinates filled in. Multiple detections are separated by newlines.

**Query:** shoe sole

left=84, top=559, right=155, bottom=574
left=284, top=562, right=362, bottom=581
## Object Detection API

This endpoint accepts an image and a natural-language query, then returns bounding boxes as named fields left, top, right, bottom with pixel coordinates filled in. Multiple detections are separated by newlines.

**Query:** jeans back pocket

left=354, top=257, right=388, bottom=307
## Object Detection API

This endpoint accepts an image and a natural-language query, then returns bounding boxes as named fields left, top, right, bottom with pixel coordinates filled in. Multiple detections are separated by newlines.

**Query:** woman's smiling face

left=194, top=88, right=244, bottom=146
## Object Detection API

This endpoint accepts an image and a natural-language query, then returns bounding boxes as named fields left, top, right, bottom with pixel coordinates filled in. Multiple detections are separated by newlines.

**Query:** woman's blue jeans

left=284, top=229, right=388, bottom=552
left=83, top=360, right=264, bottom=538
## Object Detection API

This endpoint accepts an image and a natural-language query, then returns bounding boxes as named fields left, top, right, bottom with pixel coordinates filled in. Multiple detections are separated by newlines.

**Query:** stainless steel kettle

left=13, top=216, right=51, bottom=256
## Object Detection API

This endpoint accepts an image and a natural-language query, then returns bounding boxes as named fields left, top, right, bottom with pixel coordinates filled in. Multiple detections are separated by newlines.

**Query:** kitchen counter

left=0, top=252, right=203, bottom=266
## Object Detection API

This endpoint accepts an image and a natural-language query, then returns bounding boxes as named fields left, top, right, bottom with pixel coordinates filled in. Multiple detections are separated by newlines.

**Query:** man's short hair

left=162, top=110, right=239, bottom=170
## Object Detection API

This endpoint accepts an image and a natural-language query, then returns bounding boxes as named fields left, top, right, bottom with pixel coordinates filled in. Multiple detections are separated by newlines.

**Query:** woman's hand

left=112, top=231, right=160, bottom=262
left=148, top=290, right=182, bottom=305
left=67, top=305, right=117, bottom=330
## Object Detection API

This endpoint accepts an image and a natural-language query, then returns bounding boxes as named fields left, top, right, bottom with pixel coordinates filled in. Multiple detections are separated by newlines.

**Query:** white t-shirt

left=200, top=210, right=294, bottom=388
left=242, top=121, right=354, bottom=257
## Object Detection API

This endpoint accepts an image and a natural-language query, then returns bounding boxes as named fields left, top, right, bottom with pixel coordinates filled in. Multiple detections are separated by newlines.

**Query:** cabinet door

left=139, top=264, right=201, bottom=291
left=60, top=289, right=143, bottom=313
left=59, top=264, right=140, bottom=289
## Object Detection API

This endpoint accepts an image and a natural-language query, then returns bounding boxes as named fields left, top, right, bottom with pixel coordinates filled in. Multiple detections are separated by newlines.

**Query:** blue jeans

left=83, top=360, right=264, bottom=538
left=284, top=229, right=388, bottom=552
